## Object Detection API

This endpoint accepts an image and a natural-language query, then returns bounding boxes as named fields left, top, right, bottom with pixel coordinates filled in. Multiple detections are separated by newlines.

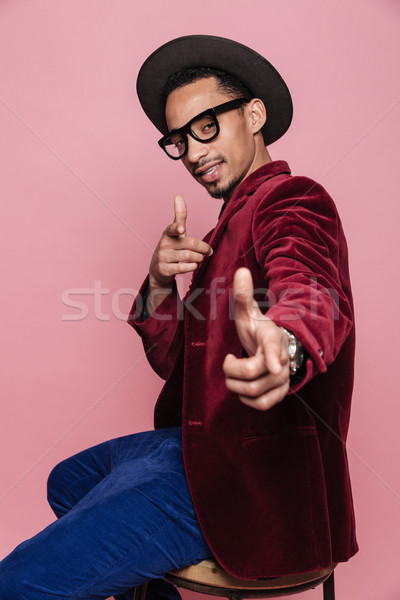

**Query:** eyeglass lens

left=163, top=113, right=218, bottom=158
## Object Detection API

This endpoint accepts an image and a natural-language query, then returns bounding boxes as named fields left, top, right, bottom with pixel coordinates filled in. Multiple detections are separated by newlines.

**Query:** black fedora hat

left=136, top=35, right=293, bottom=146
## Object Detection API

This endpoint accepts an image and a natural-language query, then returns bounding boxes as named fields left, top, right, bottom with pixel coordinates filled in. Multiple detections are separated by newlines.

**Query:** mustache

left=192, top=155, right=226, bottom=177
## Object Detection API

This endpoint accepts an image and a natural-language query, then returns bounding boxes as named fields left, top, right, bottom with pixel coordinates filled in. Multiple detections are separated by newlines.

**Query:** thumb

left=173, top=194, right=187, bottom=237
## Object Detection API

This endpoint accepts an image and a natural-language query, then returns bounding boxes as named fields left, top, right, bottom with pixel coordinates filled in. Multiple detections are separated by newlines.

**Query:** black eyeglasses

left=158, top=98, right=249, bottom=160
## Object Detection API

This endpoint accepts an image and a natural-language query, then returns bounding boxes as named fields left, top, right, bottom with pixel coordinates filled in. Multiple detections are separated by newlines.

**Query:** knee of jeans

left=46, top=459, right=70, bottom=514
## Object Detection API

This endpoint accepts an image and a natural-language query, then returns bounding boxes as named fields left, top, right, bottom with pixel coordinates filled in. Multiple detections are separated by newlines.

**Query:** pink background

left=1, top=1, right=399, bottom=598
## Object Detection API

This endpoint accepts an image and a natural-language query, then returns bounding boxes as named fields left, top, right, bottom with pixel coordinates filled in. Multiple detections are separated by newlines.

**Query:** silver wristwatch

left=280, top=327, right=304, bottom=376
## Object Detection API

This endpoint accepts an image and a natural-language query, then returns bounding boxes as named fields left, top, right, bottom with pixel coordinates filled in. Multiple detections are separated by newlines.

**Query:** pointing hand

left=223, top=268, right=291, bottom=411
left=147, top=195, right=213, bottom=311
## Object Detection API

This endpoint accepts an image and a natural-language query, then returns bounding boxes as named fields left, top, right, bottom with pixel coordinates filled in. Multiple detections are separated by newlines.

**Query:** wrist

left=148, top=273, right=174, bottom=293
left=147, top=274, right=175, bottom=314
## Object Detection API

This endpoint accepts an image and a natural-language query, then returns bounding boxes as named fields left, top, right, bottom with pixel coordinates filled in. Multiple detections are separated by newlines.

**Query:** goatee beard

left=207, top=177, right=239, bottom=200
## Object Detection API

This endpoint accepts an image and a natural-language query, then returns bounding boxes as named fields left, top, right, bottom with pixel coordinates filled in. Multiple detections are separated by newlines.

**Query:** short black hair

left=161, top=67, right=253, bottom=104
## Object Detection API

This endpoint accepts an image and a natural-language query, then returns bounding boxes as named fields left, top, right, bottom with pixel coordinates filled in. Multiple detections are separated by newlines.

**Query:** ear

left=247, top=98, right=266, bottom=134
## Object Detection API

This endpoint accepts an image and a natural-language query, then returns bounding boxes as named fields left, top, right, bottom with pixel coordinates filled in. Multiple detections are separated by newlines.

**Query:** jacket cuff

left=127, top=276, right=182, bottom=336
left=266, top=305, right=327, bottom=391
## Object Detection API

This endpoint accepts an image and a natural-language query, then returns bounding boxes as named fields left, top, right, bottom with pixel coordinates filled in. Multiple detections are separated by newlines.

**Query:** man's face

left=165, top=77, right=261, bottom=200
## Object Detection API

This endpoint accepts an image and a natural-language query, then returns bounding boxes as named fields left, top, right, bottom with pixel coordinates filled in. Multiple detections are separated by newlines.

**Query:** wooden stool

left=133, top=558, right=336, bottom=600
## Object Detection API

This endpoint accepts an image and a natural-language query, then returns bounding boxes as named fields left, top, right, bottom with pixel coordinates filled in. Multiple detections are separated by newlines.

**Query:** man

left=0, top=35, right=357, bottom=599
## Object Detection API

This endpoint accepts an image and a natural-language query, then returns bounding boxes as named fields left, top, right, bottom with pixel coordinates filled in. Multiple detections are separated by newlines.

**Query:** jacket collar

left=217, top=160, right=291, bottom=219
left=230, top=159, right=291, bottom=200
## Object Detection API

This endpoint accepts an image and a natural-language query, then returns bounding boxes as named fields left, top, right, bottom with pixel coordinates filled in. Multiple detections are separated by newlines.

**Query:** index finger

left=175, top=236, right=213, bottom=256
left=261, top=335, right=284, bottom=376
left=223, top=353, right=268, bottom=380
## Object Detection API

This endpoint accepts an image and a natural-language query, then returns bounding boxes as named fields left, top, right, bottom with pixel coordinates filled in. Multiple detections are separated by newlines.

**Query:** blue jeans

left=0, top=427, right=212, bottom=599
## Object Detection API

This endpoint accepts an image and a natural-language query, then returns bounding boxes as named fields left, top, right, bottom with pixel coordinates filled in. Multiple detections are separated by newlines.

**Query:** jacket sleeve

left=252, top=176, right=354, bottom=390
left=127, top=276, right=184, bottom=380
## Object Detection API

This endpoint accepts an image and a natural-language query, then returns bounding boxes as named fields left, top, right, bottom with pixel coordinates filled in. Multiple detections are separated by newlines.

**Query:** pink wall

left=1, top=1, right=399, bottom=598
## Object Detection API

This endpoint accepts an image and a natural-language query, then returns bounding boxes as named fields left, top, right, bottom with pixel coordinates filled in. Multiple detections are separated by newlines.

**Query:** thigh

left=0, top=428, right=211, bottom=600
left=48, top=427, right=182, bottom=517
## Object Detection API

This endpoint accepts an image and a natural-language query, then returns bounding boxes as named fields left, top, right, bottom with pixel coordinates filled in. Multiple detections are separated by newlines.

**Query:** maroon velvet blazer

left=129, top=160, right=358, bottom=578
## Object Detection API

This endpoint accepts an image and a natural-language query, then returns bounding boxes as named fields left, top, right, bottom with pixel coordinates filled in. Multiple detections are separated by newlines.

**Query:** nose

left=185, top=135, right=209, bottom=164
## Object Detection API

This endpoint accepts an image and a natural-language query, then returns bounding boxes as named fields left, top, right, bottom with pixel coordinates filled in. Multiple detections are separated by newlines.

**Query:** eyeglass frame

left=158, top=97, right=250, bottom=160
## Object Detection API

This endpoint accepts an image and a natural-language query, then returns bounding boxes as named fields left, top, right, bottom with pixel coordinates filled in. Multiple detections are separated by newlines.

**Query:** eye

left=191, top=114, right=217, bottom=140
left=202, top=119, right=215, bottom=132
left=169, top=134, right=185, bottom=148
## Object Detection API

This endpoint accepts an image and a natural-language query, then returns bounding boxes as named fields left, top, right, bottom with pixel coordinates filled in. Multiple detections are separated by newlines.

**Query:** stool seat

left=163, top=558, right=336, bottom=598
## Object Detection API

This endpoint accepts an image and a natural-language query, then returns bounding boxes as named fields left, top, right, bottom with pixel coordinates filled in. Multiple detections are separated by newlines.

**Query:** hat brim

left=136, top=35, right=293, bottom=146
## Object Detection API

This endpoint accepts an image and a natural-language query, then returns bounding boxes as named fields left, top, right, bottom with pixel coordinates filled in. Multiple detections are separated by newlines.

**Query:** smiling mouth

left=194, top=160, right=223, bottom=178
left=195, top=163, right=224, bottom=185
left=203, top=165, right=218, bottom=175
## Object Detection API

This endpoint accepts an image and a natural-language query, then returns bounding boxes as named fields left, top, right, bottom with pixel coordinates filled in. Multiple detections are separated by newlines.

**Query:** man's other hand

left=147, top=195, right=213, bottom=312
left=223, top=267, right=291, bottom=411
